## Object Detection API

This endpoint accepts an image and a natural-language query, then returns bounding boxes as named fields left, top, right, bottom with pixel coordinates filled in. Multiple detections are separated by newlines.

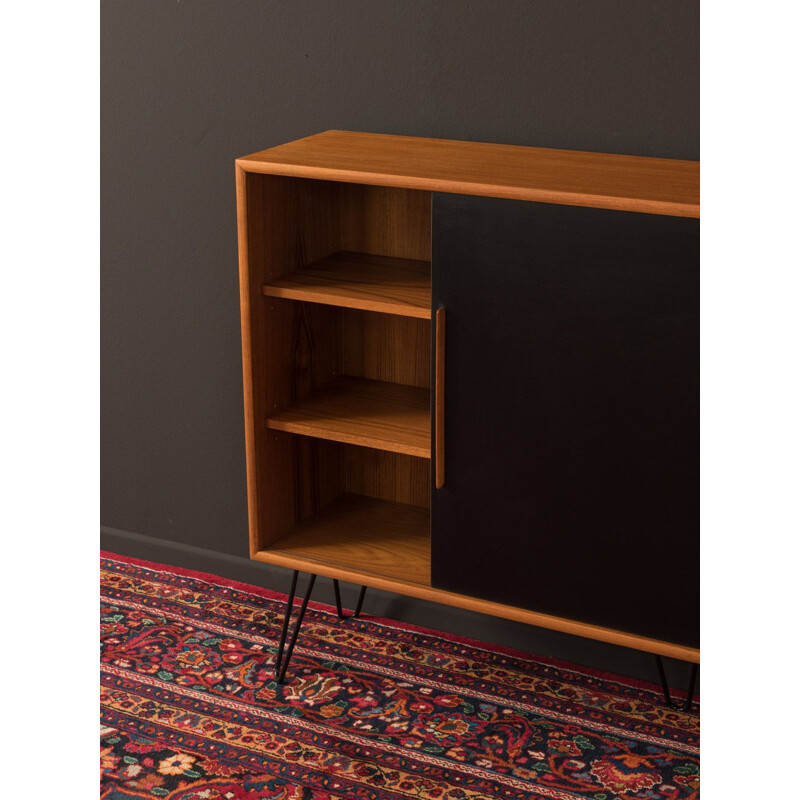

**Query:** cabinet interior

left=244, top=173, right=433, bottom=585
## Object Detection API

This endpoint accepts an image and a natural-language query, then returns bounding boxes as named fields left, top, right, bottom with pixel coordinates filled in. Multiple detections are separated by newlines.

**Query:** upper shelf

left=262, top=251, right=431, bottom=319
left=237, top=130, right=700, bottom=219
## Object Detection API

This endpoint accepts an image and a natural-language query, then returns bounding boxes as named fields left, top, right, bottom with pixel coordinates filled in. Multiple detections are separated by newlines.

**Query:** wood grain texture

left=268, top=493, right=431, bottom=585
left=235, top=164, right=262, bottom=556
left=341, top=310, right=430, bottom=390
left=262, top=251, right=431, bottom=318
left=238, top=168, right=296, bottom=553
left=345, top=447, right=430, bottom=510
left=337, top=183, right=431, bottom=261
left=266, top=376, right=430, bottom=457
left=277, top=438, right=429, bottom=520
left=238, top=130, right=700, bottom=218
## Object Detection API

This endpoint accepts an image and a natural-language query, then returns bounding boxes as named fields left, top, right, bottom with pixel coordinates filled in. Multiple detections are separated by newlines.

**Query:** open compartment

left=253, top=433, right=431, bottom=586
left=239, top=171, right=433, bottom=584
left=262, top=299, right=431, bottom=456
left=248, top=174, right=431, bottom=316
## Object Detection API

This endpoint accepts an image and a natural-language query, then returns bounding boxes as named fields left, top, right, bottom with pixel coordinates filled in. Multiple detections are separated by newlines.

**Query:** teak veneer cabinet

left=236, top=131, right=700, bottom=666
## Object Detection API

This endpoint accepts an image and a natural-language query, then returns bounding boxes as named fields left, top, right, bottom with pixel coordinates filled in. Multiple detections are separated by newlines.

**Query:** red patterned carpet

left=100, top=553, right=699, bottom=799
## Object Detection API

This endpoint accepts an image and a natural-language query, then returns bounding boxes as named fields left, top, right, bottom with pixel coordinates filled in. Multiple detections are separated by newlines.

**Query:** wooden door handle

left=435, top=307, right=445, bottom=489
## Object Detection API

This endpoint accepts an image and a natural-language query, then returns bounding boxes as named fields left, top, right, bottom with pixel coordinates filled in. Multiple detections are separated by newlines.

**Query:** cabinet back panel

left=346, top=447, right=431, bottom=510
left=246, top=173, right=431, bottom=276
left=261, top=302, right=431, bottom=404
left=431, top=194, right=699, bottom=647
left=258, top=433, right=429, bottom=549
left=337, top=183, right=431, bottom=261
left=341, top=310, right=431, bottom=389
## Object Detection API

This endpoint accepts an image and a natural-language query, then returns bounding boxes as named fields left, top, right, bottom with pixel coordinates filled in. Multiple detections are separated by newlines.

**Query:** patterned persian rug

left=101, top=553, right=699, bottom=799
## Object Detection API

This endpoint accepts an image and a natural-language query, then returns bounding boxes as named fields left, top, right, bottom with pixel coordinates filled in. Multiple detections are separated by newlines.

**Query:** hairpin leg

left=274, top=571, right=316, bottom=684
left=273, top=570, right=298, bottom=676
left=273, top=573, right=366, bottom=683
left=332, top=579, right=367, bottom=619
left=655, top=655, right=699, bottom=712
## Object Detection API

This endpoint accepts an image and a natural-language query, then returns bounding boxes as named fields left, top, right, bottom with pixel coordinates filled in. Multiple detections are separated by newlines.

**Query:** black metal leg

left=274, top=570, right=299, bottom=678
left=655, top=655, right=698, bottom=712
left=332, top=579, right=367, bottom=619
left=274, top=572, right=316, bottom=684
left=273, top=574, right=367, bottom=683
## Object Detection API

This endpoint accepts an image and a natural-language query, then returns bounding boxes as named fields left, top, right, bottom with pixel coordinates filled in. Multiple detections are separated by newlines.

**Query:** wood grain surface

left=238, top=130, right=700, bottom=218
left=266, top=376, right=430, bottom=457
left=345, top=447, right=430, bottom=510
left=267, top=493, right=431, bottom=585
left=262, top=251, right=431, bottom=318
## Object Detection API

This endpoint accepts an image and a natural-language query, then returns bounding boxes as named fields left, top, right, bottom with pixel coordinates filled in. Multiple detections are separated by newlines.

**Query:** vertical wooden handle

left=435, top=307, right=445, bottom=489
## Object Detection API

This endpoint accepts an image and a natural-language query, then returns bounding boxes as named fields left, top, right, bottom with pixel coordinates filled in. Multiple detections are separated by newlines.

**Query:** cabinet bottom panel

left=263, top=492, right=430, bottom=585
left=251, top=543, right=699, bottom=663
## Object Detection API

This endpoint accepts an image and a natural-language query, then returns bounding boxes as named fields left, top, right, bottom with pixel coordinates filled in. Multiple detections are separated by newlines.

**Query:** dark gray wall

left=101, top=0, right=698, bottom=682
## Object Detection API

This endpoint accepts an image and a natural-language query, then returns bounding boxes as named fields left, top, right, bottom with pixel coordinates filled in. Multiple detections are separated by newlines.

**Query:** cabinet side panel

left=431, top=194, right=699, bottom=647
left=239, top=173, right=342, bottom=550
left=236, top=166, right=269, bottom=555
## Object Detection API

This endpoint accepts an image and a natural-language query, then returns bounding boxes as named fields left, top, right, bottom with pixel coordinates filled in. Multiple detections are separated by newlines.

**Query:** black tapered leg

left=332, top=580, right=367, bottom=619
left=655, top=655, right=699, bottom=711
left=274, top=572, right=316, bottom=684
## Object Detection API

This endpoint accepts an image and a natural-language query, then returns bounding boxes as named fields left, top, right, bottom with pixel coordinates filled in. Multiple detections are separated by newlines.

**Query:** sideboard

left=235, top=131, right=699, bottom=688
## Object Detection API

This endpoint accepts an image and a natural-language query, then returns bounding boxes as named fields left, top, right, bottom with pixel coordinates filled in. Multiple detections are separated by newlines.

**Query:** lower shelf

left=262, top=493, right=431, bottom=586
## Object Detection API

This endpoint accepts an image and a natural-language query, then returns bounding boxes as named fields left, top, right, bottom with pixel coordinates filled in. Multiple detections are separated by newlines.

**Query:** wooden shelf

left=261, top=251, right=431, bottom=319
left=266, top=376, right=430, bottom=457
left=263, top=493, right=431, bottom=586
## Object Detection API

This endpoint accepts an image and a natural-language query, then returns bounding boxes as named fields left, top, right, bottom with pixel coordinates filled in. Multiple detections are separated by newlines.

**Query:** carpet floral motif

left=100, top=554, right=699, bottom=799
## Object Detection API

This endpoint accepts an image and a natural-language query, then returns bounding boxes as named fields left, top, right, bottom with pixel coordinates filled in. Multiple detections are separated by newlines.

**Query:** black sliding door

left=431, top=194, right=699, bottom=647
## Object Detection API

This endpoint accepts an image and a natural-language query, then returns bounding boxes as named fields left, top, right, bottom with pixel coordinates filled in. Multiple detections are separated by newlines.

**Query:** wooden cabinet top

left=237, top=130, right=699, bottom=218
